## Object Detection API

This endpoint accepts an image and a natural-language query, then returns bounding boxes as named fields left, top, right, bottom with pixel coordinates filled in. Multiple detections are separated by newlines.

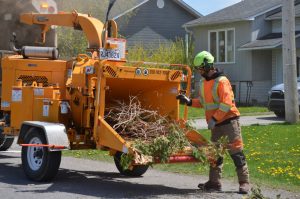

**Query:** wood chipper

left=0, top=4, right=208, bottom=182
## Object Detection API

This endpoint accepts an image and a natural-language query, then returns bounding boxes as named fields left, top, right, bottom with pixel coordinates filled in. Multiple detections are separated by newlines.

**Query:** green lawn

left=154, top=124, right=300, bottom=191
left=63, top=149, right=114, bottom=163
left=179, top=105, right=270, bottom=119
left=63, top=123, right=300, bottom=191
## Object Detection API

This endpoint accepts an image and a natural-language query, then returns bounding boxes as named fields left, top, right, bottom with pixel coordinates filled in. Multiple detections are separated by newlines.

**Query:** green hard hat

left=193, top=51, right=214, bottom=67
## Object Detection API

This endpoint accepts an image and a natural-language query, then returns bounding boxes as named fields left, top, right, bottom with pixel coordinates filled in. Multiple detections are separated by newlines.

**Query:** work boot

left=236, top=165, right=250, bottom=194
left=198, top=180, right=222, bottom=192
left=239, top=181, right=250, bottom=194
left=198, top=165, right=222, bottom=191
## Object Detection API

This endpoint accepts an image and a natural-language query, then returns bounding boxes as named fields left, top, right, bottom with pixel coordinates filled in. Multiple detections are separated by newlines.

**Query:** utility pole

left=282, top=0, right=299, bottom=123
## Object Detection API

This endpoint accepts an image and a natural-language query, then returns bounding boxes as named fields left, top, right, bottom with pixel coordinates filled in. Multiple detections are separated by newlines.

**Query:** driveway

left=190, top=114, right=285, bottom=129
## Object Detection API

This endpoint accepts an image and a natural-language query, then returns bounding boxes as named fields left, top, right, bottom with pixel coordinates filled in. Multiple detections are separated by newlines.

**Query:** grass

left=63, top=123, right=300, bottom=191
left=179, top=105, right=270, bottom=119
left=154, top=123, right=300, bottom=191
left=63, top=149, right=113, bottom=163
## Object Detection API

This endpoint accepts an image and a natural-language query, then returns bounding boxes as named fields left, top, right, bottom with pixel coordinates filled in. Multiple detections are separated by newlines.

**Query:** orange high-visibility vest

left=192, top=76, right=240, bottom=124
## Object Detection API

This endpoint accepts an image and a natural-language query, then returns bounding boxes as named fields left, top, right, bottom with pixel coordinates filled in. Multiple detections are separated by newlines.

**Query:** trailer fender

left=17, top=121, right=70, bottom=151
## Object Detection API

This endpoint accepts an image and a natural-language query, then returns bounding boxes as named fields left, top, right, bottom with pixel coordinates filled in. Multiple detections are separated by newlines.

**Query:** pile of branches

left=105, top=96, right=228, bottom=169
left=105, top=96, right=169, bottom=140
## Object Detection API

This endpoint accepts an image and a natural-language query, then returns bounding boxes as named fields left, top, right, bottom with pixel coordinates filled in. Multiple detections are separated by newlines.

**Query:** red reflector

left=154, top=155, right=199, bottom=164
left=20, top=144, right=66, bottom=149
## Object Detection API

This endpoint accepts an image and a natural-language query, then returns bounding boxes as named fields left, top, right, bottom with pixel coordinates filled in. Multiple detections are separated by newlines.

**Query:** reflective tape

left=198, top=79, right=205, bottom=105
left=198, top=76, right=232, bottom=111
left=212, top=76, right=227, bottom=103
left=228, top=138, right=244, bottom=150
left=220, top=103, right=231, bottom=112
left=204, top=103, right=219, bottom=110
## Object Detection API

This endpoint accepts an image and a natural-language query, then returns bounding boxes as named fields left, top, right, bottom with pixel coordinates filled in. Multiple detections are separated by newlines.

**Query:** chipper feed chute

left=93, top=62, right=208, bottom=172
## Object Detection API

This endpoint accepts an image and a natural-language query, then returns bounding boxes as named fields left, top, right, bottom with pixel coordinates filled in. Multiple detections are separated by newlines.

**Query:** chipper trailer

left=0, top=6, right=208, bottom=181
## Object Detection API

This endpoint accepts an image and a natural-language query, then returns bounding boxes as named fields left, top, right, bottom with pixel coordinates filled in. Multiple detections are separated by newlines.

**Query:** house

left=183, top=0, right=300, bottom=105
left=112, top=0, right=202, bottom=48
left=56, top=0, right=201, bottom=48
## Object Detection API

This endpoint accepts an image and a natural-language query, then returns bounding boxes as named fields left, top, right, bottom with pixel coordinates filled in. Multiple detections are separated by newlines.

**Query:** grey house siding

left=251, top=14, right=272, bottom=40
left=271, top=49, right=278, bottom=85
left=272, top=49, right=283, bottom=84
left=252, top=50, right=272, bottom=81
left=248, top=50, right=272, bottom=104
left=191, top=20, right=274, bottom=104
left=239, top=81, right=272, bottom=104
left=115, top=0, right=197, bottom=47
left=191, top=21, right=252, bottom=96
left=272, top=48, right=300, bottom=85
left=271, top=17, right=300, bottom=85
left=272, top=18, right=300, bottom=32
left=191, top=21, right=253, bottom=82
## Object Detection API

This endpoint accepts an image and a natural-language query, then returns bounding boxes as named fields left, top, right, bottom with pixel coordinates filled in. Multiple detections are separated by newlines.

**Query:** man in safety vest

left=177, top=51, right=250, bottom=194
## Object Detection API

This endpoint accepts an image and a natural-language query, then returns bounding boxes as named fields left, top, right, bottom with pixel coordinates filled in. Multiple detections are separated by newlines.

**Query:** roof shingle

left=265, top=3, right=300, bottom=20
left=239, top=32, right=300, bottom=50
left=184, top=0, right=282, bottom=27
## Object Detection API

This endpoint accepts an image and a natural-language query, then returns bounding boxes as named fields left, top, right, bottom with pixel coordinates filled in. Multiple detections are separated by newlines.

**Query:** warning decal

left=43, top=100, right=50, bottom=117
left=12, top=89, right=22, bottom=102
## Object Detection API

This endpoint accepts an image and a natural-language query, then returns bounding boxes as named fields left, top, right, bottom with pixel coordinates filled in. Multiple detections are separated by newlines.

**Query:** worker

left=176, top=51, right=250, bottom=194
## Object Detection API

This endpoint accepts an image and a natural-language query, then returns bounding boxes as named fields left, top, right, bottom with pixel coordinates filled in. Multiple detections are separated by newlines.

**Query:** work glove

left=176, top=94, right=192, bottom=106
left=208, top=118, right=217, bottom=130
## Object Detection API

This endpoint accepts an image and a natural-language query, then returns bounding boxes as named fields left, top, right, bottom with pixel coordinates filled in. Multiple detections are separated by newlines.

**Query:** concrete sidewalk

left=190, top=114, right=285, bottom=129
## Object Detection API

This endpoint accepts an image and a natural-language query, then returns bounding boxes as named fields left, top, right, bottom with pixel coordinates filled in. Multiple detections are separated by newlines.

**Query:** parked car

left=268, top=77, right=300, bottom=118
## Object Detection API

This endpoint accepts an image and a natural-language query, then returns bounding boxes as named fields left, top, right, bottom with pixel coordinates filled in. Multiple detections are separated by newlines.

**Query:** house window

left=209, top=29, right=235, bottom=63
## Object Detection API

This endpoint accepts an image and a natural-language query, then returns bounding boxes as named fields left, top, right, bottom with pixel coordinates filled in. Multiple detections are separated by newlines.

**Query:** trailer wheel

left=0, top=132, right=14, bottom=151
left=114, top=152, right=149, bottom=177
left=21, top=129, right=61, bottom=181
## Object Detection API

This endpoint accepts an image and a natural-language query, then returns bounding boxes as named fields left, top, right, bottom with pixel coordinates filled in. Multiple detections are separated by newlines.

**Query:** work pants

left=209, top=119, right=249, bottom=184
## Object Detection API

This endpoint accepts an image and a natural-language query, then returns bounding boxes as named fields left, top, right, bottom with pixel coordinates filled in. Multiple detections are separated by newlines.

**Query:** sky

left=182, top=0, right=242, bottom=15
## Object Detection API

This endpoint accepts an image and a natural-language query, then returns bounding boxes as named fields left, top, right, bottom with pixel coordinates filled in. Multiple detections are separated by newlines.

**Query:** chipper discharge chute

left=0, top=7, right=210, bottom=181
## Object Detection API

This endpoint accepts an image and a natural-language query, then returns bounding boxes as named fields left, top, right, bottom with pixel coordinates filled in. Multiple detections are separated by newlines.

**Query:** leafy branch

left=105, top=96, right=228, bottom=170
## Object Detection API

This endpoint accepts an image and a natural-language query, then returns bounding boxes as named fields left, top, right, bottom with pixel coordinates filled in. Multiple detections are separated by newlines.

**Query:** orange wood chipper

left=0, top=6, right=207, bottom=182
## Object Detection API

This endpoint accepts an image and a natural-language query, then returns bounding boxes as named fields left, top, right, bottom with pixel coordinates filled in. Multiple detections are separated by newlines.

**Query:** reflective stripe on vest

left=220, top=102, right=231, bottom=112
left=212, top=76, right=226, bottom=102
left=198, top=76, right=230, bottom=111
left=204, top=103, right=220, bottom=110
left=199, top=79, right=205, bottom=105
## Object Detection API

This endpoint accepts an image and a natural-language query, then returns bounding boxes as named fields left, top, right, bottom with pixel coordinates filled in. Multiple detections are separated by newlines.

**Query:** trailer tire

left=21, top=128, right=61, bottom=181
left=114, top=152, right=149, bottom=177
left=0, top=133, right=14, bottom=151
